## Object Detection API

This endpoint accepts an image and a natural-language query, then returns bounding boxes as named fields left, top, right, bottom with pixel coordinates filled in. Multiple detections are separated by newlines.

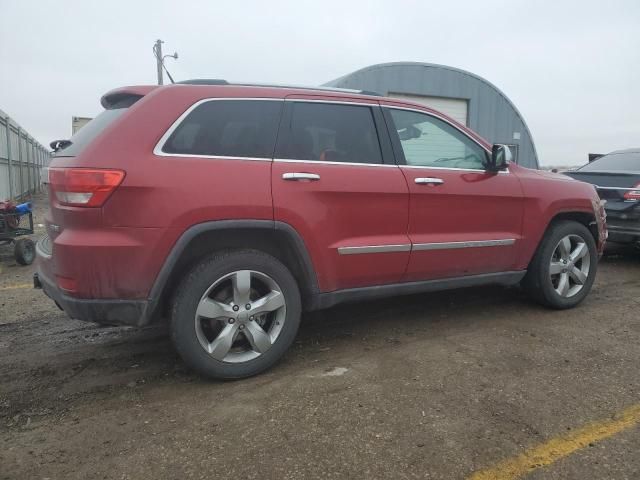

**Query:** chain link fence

left=0, top=108, right=51, bottom=202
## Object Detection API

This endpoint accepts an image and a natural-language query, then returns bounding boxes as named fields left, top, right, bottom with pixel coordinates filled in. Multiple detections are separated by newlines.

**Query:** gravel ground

left=0, top=193, right=639, bottom=479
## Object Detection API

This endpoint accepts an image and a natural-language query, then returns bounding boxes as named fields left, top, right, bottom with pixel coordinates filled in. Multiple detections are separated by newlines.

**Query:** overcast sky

left=1, top=0, right=638, bottom=166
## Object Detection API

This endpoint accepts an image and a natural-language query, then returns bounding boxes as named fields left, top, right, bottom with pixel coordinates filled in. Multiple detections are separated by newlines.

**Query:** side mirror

left=488, top=144, right=512, bottom=171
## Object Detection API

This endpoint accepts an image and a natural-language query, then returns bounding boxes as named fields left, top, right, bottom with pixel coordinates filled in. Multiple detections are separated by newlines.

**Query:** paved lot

left=1, top=195, right=639, bottom=479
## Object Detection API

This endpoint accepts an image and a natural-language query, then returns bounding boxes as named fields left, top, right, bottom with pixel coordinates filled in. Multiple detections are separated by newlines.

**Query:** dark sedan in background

left=565, top=148, right=640, bottom=246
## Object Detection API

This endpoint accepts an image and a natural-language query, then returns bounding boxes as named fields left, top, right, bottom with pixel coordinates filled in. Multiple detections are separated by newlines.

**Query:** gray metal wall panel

left=324, top=62, right=538, bottom=169
left=0, top=122, right=7, bottom=158
left=0, top=108, right=50, bottom=200
left=0, top=162, right=9, bottom=200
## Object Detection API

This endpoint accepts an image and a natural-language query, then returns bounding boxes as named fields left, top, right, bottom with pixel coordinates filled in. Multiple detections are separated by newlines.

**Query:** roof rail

left=175, top=79, right=381, bottom=96
left=175, top=79, right=229, bottom=85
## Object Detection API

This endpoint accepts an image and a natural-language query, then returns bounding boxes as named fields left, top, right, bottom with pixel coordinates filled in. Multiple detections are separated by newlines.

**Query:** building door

left=388, top=93, right=468, bottom=126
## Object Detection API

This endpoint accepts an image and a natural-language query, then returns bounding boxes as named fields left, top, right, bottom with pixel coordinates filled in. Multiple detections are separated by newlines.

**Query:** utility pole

left=154, top=39, right=164, bottom=85
left=153, top=39, right=178, bottom=85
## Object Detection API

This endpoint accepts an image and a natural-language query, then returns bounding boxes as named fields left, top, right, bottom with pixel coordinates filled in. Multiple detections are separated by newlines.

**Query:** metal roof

left=608, top=148, right=640, bottom=155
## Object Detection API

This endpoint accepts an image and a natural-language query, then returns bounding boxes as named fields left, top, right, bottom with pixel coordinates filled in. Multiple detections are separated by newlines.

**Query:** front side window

left=280, top=102, right=382, bottom=164
left=162, top=100, right=283, bottom=158
left=388, top=109, right=487, bottom=170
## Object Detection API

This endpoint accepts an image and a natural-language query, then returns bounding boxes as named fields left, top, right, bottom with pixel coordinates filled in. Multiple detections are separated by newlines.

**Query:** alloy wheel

left=549, top=234, right=591, bottom=298
left=194, top=270, right=286, bottom=363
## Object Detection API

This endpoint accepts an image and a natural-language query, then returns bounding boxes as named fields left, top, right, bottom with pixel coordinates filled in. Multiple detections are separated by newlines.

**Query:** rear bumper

left=605, top=215, right=640, bottom=244
left=35, top=270, right=149, bottom=326
left=35, top=237, right=151, bottom=327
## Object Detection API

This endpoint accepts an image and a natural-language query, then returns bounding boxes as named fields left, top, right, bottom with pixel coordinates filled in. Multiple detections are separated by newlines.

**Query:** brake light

left=48, top=168, right=125, bottom=207
left=624, top=183, right=640, bottom=201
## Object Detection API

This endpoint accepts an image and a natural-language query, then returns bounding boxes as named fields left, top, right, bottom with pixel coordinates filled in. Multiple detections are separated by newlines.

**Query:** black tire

left=170, top=249, right=301, bottom=379
left=14, top=238, right=35, bottom=266
left=523, top=220, right=598, bottom=309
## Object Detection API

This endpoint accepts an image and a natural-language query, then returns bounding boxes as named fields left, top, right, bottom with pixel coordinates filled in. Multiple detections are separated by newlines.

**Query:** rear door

left=383, top=105, right=524, bottom=281
left=271, top=97, right=410, bottom=292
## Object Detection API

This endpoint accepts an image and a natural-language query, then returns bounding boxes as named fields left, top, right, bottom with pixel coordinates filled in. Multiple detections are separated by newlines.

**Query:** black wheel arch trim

left=145, top=219, right=320, bottom=323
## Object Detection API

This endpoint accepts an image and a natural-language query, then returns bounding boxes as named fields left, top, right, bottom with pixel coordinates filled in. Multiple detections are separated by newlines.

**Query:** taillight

left=48, top=168, right=125, bottom=207
left=623, top=183, right=640, bottom=201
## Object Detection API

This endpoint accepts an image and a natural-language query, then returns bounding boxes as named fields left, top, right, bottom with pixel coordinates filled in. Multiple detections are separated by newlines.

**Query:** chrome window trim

left=338, top=244, right=411, bottom=255
left=153, top=97, right=284, bottom=158
left=401, top=164, right=510, bottom=174
left=595, top=185, right=639, bottom=192
left=412, top=239, right=516, bottom=251
left=274, top=158, right=397, bottom=168
left=157, top=153, right=271, bottom=161
left=152, top=97, right=511, bottom=176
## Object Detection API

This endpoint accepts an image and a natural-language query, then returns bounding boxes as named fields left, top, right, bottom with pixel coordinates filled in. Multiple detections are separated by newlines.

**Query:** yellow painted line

left=468, top=403, right=640, bottom=480
left=0, top=283, right=32, bottom=291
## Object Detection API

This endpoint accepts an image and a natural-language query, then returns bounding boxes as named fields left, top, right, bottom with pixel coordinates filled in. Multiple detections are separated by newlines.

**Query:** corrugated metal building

left=324, top=62, right=539, bottom=169
left=0, top=108, right=50, bottom=201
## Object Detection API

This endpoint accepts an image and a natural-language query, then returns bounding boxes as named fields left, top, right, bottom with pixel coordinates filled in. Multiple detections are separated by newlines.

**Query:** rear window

left=578, top=151, right=640, bottom=172
left=54, top=96, right=140, bottom=157
left=161, top=100, right=283, bottom=158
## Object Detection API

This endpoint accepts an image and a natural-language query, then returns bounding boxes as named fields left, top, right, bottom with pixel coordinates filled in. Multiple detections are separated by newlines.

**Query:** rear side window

left=54, top=95, right=142, bottom=157
left=162, top=100, right=283, bottom=158
left=279, top=102, right=382, bottom=164
left=578, top=152, right=640, bottom=172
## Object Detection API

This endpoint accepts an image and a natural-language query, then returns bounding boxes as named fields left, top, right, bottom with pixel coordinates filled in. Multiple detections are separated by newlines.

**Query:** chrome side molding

left=412, top=239, right=515, bottom=251
left=337, top=244, right=411, bottom=255
left=337, top=239, right=516, bottom=255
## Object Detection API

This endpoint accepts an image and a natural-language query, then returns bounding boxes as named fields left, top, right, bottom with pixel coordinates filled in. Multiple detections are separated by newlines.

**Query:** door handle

left=282, top=173, right=320, bottom=181
left=415, top=177, right=444, bottom=185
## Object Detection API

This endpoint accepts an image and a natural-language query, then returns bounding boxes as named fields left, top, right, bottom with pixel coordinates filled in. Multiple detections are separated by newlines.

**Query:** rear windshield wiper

left=50, top=139, right=72, bottom=152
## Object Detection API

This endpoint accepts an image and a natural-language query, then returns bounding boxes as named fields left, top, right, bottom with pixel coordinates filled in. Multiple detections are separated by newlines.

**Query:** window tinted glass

left=163, top=100, right=283, bottom=158
left=55, top=95, right=142, bottom=157
left=389, top=109, right=486, bottom=169
left=282, top=102, right=382, bottom=164
left=54, top=109, right=126, bottom=157
left=578, top=152, right=640, bottom=172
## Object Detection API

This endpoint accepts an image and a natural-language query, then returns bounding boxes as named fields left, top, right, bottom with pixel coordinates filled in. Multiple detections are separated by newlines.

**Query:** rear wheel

left=14, top=238, right=35, bottom=266
left=170, top=249, right=301, bottom=379
left=523, top=221, right=598, bottom=309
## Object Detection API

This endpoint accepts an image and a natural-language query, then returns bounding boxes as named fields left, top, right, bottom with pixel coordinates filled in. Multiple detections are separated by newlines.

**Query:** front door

left=383, top=106, right=524, bottom=281
left=271, top=98, right=410, bottom=292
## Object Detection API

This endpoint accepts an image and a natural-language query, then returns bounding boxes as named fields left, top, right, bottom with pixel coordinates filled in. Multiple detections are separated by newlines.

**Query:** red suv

left=35, top=81, right=607, bottom=379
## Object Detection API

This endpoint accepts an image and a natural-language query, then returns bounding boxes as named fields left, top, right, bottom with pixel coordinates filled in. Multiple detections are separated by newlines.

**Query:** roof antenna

left=153, top=39, right=178, bottom=85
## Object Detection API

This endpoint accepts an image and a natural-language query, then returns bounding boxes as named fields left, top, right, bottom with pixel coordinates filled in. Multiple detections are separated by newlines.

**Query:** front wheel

left=523, top=221, right=598, bottom=309
left=170, top=249, right=301, bottom=379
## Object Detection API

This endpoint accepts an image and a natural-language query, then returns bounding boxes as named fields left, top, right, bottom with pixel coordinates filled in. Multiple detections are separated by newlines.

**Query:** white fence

left=0, top=108, right=50, bottom=202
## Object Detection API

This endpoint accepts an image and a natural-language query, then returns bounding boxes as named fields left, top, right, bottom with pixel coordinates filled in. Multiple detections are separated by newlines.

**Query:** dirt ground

left=1, top=194, right=639, bottom=479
